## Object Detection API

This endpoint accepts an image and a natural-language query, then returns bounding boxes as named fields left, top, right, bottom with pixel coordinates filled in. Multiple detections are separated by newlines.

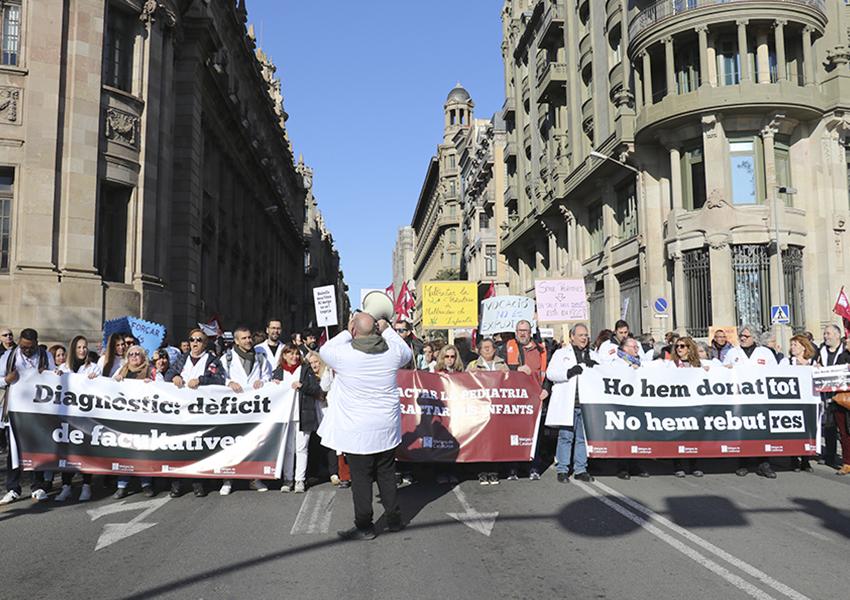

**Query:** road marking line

left=290, top=490, right=335, bottom=535
left=573, top=480, right=776, bottom=600
left=588, top=480, right=810, bottom=600
left=446, top=485, right=498, bottom=536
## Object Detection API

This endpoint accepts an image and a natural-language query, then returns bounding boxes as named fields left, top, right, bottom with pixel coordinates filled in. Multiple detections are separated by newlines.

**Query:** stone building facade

left=410, top=84, right=473, bottom=324
left=392, top=225, right=415, bottom=295
left=454, top=114, right=510, bottom=296
left=299, top=157, right=350, bottom=330
left=500, top=0, right=850, bottom=337
left=0, top=0, right=339, bottom=344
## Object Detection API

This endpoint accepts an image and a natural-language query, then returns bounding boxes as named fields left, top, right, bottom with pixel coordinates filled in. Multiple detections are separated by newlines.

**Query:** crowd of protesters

left=0, top=315, right=847, bottom=506
left=0, top=320, right=349, bottom=505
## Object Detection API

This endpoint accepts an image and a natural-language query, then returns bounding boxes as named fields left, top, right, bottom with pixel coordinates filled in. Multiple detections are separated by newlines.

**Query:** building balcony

left=579, top=34, right=592, bottom=74
left=505, top=137, right=517, bottom=160
left=523, top=122, right=532, bottom=150
left=635, top=79, right=823, bottom=137
left=606, top=0, right=622, bottom=33
left=581, top=97, right=594, bottom=132
left=503, top=96, right=516, bottom=119
left=521, top=75, right=530, bottom=106
left=629, top=0, right=826, bottom=52
left=608, top=62, right=625, bottom=99
left=504, top=181, right=518, bottom=203
left=536, top=61, right=568, bottom=104
left=540, top=2, right=565, bottom=45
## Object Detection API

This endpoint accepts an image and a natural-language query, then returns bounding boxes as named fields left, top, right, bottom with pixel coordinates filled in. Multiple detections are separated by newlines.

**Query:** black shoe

left=142, top=485, right=156, bottom=498
left=192, top=482, right=207, bottom=498
left=800, top=459, right=814, bottom=473
left=735, top=467, right=748, bottom=477
left=617, top=470, right=631, bottom=480
left=756, top=463, right=777, bottom=479
left=337, top=526, right=376, bottom=541
left=556, top=472, right=569, bottom=483
left=387, top=520, right=405, bottom=533
left=339, top=480, right=351, bottom=489
left=574, top=472, right=594, bottom=482
left=112, top=488, right=128, bottom=500
left=169, top=482, right=182, bottom=498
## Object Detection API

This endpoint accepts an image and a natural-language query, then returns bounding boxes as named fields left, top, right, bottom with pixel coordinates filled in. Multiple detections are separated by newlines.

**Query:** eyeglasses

left=0, top=333, right=11, bottom=338
left=675, top=344, right=687, bottom=349
left=190, top=337, right=204, bottom=343
left=127, top=351, right=143, bottom=357
left=445, top=354, right=457, bottom=359
left=394, top=328, right=409, bottom=333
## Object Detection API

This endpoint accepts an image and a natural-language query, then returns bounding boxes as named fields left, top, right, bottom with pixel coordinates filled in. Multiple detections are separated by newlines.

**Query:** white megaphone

left=361, top=291, right=395, bottom=323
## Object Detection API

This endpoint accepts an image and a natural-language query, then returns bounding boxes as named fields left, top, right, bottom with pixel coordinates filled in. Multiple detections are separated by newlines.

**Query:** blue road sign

left=654, top=297, right=669, bottom=313
left=770, top=304, right=790, bottom=325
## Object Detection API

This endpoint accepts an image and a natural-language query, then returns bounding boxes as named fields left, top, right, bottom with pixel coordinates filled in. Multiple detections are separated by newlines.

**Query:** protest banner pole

left=325, top=325, right=329, bottom=341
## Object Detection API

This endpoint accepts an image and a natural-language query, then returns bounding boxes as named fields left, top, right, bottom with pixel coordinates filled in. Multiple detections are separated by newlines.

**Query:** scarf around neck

left=352, top=334, right=389, bottom=354
left=617, top=349, right=641, bottom=368
left=281, top=360, right=299, bottom=375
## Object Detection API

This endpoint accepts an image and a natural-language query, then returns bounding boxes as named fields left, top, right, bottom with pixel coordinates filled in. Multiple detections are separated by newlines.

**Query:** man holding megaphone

left=318, top=299, right=413, bottom=541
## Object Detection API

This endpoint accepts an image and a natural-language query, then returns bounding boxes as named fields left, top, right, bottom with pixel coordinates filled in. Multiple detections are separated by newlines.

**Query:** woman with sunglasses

left=112, top=346, right=157, bottom=498
left=273, top=344, right=322, bottom=493
left=54, top=335, right=100, bottom=502
left=97, top=333, right=127, bottom=378
left=666, top=337, right=705, bottom=478
left=435, top=345, right=464, bottom=373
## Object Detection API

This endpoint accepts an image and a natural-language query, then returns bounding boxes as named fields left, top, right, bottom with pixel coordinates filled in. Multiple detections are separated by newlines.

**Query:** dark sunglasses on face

left=190, top=337, right=204, bottom=343
left=445, top=354, right=456, bottom=358
left=0, top=333, right=11, bottom=338
left=127, top=351, right=143, bottom=357
left=675, top=344, right=687, bottom=349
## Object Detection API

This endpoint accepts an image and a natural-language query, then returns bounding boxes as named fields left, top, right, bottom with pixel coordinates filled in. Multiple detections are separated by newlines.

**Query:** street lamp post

left=774, top=185, right=796, bottom=348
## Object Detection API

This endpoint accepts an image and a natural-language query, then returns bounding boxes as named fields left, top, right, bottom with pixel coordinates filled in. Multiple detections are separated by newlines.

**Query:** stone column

left=706, top=33, right=718, bottom=86
left=642, top=51, right=653, bottom=106
left=756, top=29, right=770, bottom=83
left=774, top=20, right=787, bottom=82
left=669, top=146, right=683, bottom=210
left=670, top=247, right=686, bottom=331
left=761, top=124, right=782, bottom=308
left=664, top=36, right=676, bottom=96
left=634, top=67, right=644, bottom=110
left=737, top=20, right=750, bottom=82
left=708, top=238, right=736, bottom=325
left=696, top=25, right=709, bottom=88
left=802, top=26, right=815, bottom=86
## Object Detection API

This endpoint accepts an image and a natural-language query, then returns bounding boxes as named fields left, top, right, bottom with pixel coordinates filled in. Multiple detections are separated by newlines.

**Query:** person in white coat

left=319, top=312, right=413, bottom=541
left=218, top=325, right=273, bottom=496
left=256, top=318, right=285, bottom=369
left=546, top=323, right=597, bottom=484
left=597, top=320, right=631, bottom=364
left=722, top=324, right=778, bottom=478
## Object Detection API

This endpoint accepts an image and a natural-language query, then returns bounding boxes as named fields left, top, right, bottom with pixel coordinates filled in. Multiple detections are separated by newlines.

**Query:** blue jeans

left=117, top=477, right=152, bottom=489
left=555, top=408, right=587, bottom=475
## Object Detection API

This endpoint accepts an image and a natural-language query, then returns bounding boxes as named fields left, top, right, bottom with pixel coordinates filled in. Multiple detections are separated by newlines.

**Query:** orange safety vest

left=505, top=339, right=547, bottom=383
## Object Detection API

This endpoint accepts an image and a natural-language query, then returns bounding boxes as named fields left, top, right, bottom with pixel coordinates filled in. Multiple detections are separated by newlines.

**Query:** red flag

left=484, top=281, right=496, bottom=299
left=833, top=287, right=850, bottom=336
left=395, top=280, right=415, bottom=321
left=385, top=284, right=395, bottom=302
left=318, top=328, right=328, bottom=347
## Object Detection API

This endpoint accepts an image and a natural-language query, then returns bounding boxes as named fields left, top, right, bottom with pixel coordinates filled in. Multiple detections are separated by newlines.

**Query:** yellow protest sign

left=421, top=282, right=478, bottom=328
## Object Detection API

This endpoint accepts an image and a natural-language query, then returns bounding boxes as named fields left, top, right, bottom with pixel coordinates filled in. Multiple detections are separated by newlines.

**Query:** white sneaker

left=55, top=485, right=72, bottom=502
left=294, top=481, right=306, bottom=493
left=79, top=484, right=92, bottom=502
left=280, top=481, right=293, bottom=493
left=253, top=480, right=268, bottom=492
left=32, top=489, right=48, bottom=502
left=219, top=483, right=232, bottom=496
left=0, top=490, right=19, bottom=505
left=330, top=474, right=340, bottom=486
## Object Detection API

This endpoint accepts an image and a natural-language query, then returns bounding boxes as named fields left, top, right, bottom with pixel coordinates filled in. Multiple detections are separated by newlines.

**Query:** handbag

left=834, top=391, right=850, bottom=411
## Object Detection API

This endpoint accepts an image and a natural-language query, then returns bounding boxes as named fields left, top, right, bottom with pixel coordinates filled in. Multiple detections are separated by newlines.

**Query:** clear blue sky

left=246, top=1, right=505, bottom=308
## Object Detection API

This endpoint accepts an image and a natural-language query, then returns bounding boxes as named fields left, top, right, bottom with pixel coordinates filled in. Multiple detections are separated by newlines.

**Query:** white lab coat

left=545, top=345, right=579, bottom=427
left=723, top=345, right=777, bottom=367
left=318, top=328, right=412, bottom=454
left=256, top=340, right=284, bottom=369
left=221, top=349, right=272, bottom=387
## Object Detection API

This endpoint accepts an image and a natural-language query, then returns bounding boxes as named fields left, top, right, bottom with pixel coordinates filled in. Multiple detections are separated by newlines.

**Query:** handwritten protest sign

left=421, top=282, right=478, bottom=328
left=313, top=285, right=338, bottom=327
left=479, top=295, right=536, bottom=335
left=534, top=279, right=587, bottom=321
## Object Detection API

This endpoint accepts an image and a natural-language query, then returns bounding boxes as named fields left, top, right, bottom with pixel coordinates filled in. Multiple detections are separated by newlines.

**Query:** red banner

left=397, top=370, right=543, bottom=463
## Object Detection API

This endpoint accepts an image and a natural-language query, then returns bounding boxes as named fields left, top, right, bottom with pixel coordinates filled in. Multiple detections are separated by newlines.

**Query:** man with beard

left=257, top=318, right=284, bottom=367
left=219, top=325, right=273, bottom=496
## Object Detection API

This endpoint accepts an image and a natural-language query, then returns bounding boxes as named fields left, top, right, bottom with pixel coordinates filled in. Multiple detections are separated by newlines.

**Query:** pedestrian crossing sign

left=770, top=304, right=790, bottom=325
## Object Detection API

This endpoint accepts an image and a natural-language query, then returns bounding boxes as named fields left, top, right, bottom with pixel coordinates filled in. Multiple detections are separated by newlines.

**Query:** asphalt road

left=0, top=459, right=848, bottom=600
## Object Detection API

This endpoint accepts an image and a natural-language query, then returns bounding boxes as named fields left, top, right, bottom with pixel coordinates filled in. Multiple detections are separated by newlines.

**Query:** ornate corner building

left=0, top=0, right=345, bottom=342
left=501, top=0, right=850, bottom=336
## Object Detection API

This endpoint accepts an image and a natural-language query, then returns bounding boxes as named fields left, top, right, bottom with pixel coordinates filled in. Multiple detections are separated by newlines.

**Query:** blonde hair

left=116, top=345, right=151, bottom=380
left=305, top=351, right=327, bottom=377
left=436, top=344, right=464, bottom=372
